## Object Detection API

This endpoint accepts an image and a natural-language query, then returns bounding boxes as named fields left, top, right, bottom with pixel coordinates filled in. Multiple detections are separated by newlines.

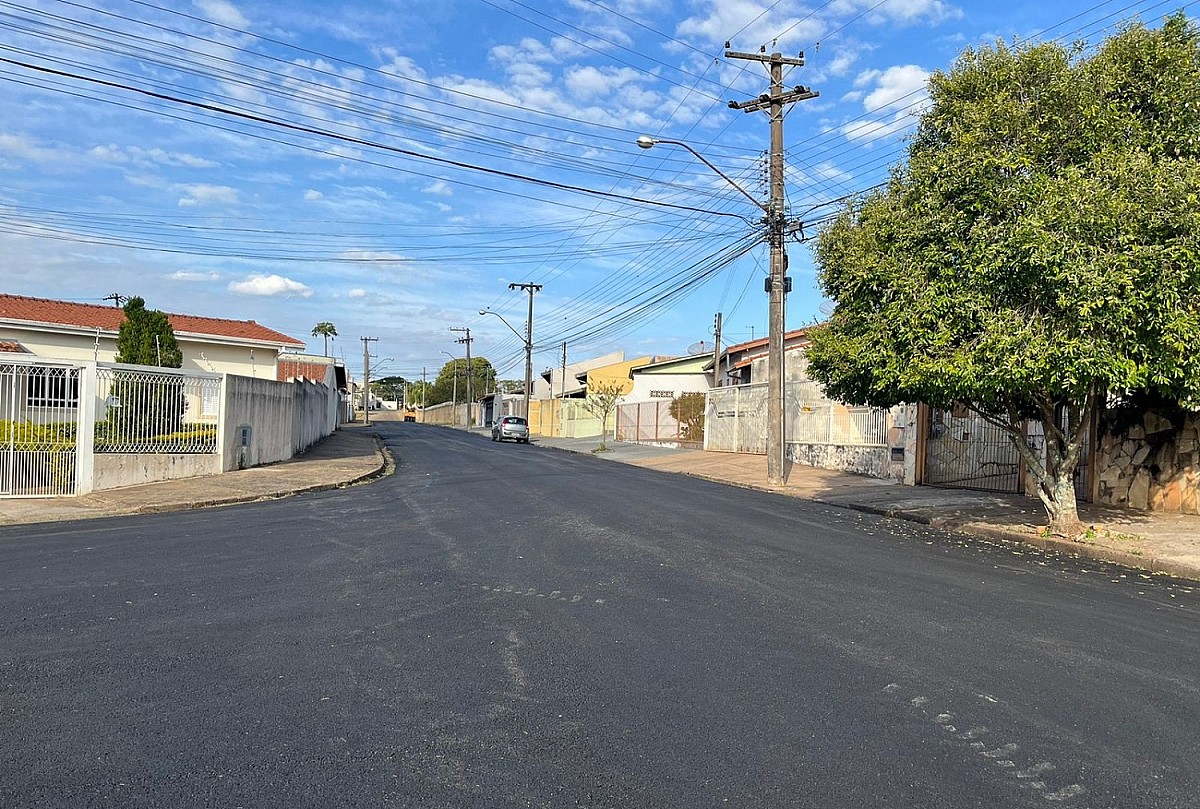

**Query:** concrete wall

left=787, top=443, right=891, bottom=479
left=626, top=371, right=710, bottom=404
left=93, top=453, right=219, bottom=490
left=222, top=375, right=296, bottom=470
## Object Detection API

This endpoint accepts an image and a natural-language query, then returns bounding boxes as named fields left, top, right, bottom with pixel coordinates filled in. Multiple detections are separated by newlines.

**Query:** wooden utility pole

left=726, top=48, right=817, bottom=484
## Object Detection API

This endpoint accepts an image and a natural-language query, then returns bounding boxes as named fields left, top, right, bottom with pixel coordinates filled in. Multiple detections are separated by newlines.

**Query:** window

left=26, top=367, right=80, bottom=408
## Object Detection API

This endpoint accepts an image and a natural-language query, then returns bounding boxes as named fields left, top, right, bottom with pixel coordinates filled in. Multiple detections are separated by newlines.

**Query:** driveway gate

left=1, top=360, right=83, bottom=497
left=923, top=407, right=1022, bottom=494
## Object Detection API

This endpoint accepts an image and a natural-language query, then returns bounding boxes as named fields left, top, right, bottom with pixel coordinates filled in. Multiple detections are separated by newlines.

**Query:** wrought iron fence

left=1, top=361, right=81, bottom=496
left=94, top=364, right=220, bottom=454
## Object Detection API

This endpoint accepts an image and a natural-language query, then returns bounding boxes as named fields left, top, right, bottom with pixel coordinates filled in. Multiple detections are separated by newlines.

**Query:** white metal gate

left=705, top=383, right=768, bottom=454
left=1, top=360, right=83, bottom=497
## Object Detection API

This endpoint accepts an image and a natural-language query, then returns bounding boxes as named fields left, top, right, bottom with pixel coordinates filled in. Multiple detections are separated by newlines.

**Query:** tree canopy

left=806, top=13, right=1200, bottom=533
left=428, top=357, right=495, bottom=404
left=116, top=297, right=182, bottom=368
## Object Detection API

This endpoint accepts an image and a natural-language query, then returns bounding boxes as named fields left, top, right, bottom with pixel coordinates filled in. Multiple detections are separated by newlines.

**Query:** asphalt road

left=1, top=422, right=1197, bottom=808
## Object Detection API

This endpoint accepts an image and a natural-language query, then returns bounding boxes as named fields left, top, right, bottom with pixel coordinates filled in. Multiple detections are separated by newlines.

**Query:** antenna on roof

left=686, top=340, right=709, bottom=355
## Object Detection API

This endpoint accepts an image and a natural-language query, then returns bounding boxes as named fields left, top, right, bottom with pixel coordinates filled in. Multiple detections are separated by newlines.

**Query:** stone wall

left=787, top=442, right=891, bottom=479
left=1094, top=410, right=1200, bottom=514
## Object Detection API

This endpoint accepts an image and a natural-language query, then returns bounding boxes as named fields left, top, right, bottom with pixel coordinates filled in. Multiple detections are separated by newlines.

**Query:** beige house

left=0, top=293, right=304, bottom=376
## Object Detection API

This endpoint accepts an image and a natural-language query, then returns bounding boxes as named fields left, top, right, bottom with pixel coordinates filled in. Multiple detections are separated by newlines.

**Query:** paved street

left=1, top=422, right=1197, bottom=808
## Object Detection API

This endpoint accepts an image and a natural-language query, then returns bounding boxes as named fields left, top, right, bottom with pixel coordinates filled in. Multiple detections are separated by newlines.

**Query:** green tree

left=116, top=297, right=182, bottom=368
left=311, top=322, right=337, bottom=356
left=583, top=381, right=625, bottom=452
left=112, top=297, right=185, bottom=441
left=429, top=358, right=494, bottom=404
left=669, top=392, right=706, bottom=443
left=806, top=13, right=1200, bottom=536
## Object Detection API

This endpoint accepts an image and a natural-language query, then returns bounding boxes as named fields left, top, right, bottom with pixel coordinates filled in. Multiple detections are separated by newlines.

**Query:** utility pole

left=360, top=336, right=378, bottom=426
left=103, top=292, right=127, bottom=307
left=450, top=327, right=473, bottom=426
left=560, top=341, right=567, bottom=436
left=509, top=282, right=542, bottom=421
left=727, top=47, right=818, bottom=485
left=712, top=312, right=723, bottom=388
left=421, top=367, right=427, bottom=410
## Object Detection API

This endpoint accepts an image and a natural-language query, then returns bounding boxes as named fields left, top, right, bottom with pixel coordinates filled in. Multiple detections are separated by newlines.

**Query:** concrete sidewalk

left=0, top=425, right=388, bottom=526
left=523, top=430, right=1200, bottom=582
left=2, top=420, right=1197, bottom=582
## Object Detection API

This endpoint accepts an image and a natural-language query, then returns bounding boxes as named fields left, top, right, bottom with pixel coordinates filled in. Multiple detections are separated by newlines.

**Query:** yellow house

left=579, top=356, right=653, bottom=393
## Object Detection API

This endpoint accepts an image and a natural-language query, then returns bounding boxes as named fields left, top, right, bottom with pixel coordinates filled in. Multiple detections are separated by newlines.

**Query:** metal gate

left=1, top=361, right=83, bottom=497
left=924, top=407, right=1022, bottom=494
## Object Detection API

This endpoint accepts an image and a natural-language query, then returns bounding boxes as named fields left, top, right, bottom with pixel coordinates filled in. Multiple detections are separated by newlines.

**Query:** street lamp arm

left=636, top=135, right=767, bottom=213
left=478, top=309, right=525, bottom=342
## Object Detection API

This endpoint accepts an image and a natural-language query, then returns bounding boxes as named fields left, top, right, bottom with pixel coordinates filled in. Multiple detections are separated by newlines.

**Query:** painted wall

left=93, top=453, right=219, bottom=490
left=1, top=324, right=287, bottom=378
left=626, top=370, right=710, bottom=405
left=222, top=375, right=296, bottom=470
left=583, top=356, right=652, bottom=394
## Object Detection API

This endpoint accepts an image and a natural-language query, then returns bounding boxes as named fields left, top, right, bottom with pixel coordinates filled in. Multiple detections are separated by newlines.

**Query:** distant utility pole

left=726, top=46, right=818, bottom=485
left=103, top=292, right=127, bottom=307
left=421, top=367, right=427, bottom=410
left=360, top=336, right=378, bottom=426
left=560, top=341, right=567, bottom=435
left=450, top=326, right=473, bottom=426
left=508, top=282, right=542, bottom=420
left=712, top=312, right=723, bottom=388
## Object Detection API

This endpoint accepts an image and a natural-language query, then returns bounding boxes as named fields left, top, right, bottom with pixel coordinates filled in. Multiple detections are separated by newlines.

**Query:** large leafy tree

left=429, top=357, right=494, bottom=404
left=116, top=297, right=182, bottom=368
left=807, top=14, right=1200, bottom=535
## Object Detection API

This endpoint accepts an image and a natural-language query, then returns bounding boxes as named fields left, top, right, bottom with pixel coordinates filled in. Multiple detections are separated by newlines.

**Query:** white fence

left=1, top=360, right=83, bottom=497
left=95, top=364, right=221, bottom=454
left=1, top=358, right=339, bottom=498
left=706, top=381, right=890, bottom=454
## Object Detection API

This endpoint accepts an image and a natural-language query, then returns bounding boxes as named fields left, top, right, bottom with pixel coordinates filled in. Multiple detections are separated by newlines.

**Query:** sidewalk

left=525, top=431, right=1200, bottom=582
left=0, top=425, right=388, bottom=526
left=2, top=421, right=1197, bottom=582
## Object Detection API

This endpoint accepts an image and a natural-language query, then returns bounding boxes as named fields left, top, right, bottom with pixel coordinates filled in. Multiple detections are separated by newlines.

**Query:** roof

left=630, top=354, right=711, bottom=375
left=277, top=355, right=335, bottom=383
left=722, top=327, right=813, bottom=355
left=0, top=294, right=304, bottom=347
left=0, top=339, right=31, bottom=353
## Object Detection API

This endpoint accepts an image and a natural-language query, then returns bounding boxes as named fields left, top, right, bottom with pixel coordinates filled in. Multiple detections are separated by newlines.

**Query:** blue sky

left=0, top=0, right=1186, bottom=381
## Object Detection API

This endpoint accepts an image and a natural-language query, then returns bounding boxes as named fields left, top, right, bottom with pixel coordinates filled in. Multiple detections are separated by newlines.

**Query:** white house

left=0, top=293, right=305, bottom=377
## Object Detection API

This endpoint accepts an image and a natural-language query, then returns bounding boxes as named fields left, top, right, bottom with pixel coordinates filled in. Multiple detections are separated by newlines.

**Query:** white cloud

left=422, top=179, right=453, bottom=196
left=304, top=189, right=324, bottom=201
left=193, top=0, right=249, bottom=28
left=227, top=274, right=312, bottom=297
left=177, top=184, right=239, bottom=207
left=858, top=64, right=929, bottom=112
left=169, top=270, right=222, bottom=281
left=348, top=288, right=367, bottom=298
left=91, top=144, right=219, bottom=168
left=0, top=133, right=57, bottom=163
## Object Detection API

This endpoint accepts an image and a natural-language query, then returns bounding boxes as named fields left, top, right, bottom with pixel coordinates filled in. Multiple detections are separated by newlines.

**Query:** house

left=574, top=355, right=653, bottom=395
left=626, top=354, right=713, bottom=403
left=0, top=293, right=305, bottom=377
left=714, top=328, right=813, bottom=386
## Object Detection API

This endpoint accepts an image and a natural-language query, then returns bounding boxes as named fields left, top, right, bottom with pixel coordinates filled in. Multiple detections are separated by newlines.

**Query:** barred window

left=26, top=368, right=80, bottom=408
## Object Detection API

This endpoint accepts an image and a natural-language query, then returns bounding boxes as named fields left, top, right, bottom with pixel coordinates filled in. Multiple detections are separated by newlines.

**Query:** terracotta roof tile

left=0, top=339, right=31, bottom=353
left=277, top=357, right=334, bottom=382
left=0, top=293, right=304, bottom=347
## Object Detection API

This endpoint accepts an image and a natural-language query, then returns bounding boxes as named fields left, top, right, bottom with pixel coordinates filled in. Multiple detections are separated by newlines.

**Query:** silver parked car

left=491, top=415, right=530, bottom=443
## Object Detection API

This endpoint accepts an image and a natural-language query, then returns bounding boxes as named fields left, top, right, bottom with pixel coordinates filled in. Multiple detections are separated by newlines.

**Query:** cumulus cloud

left=227, top=274, right=312, bottom=297
left=304, top=189, right=324, bottom=201
left=422, top=179, right=453, bottom=196
left=348, top=288, right=367, bottom=298
left=177, top=184, right=239, bottom=207
left=842, top=64, right=930, bottom=143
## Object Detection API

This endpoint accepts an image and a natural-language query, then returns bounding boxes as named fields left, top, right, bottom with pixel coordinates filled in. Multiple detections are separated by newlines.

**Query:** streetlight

left=638, top=134, right=788, bottom=484
left=480, top=308, right=533, bottom=419
left=439, top=350, right=459, bottom=419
